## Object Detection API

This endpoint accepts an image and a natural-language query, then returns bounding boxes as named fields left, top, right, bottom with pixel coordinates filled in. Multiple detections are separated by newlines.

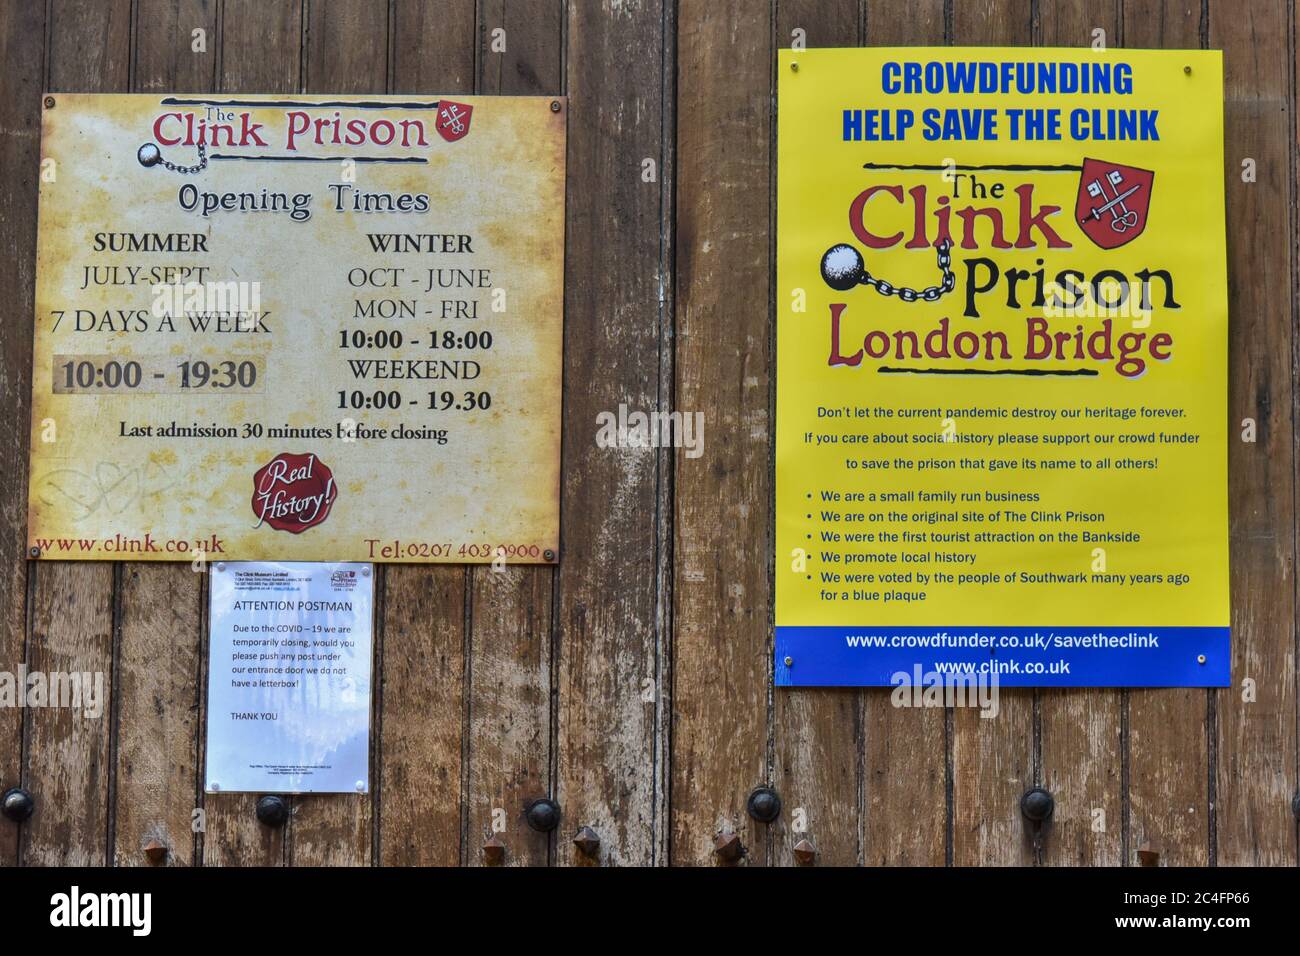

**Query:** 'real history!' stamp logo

left=252, top=452, right=337, bottom=533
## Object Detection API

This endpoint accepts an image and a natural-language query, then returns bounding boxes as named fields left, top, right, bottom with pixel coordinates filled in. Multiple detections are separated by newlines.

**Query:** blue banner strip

left=775, top=626, right=1230, bottom=687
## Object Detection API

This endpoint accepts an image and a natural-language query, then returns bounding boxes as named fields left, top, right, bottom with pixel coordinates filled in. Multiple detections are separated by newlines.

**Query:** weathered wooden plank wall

left=0, top=0, right=1295, bottom=867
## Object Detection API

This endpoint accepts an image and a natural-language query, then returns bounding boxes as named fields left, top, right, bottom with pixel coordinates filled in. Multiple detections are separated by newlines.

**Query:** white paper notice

left=205, top=561, right=373, bottom=794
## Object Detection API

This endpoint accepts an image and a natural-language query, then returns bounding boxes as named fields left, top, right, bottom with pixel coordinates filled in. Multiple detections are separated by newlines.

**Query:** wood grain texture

left=951, top=699, right=1034, bottom=865
left=771, top=0, right=863, bottom=869
left=112, top=565, right=202, bottom=867
left=375, top=0, right=476, bottom=869
left=466, top=567, right=552, bottom=866
left=462, top=0, right=562, bottom=869
left=1121, top=0, right=1202, bottom=48
left=1035, top=0, right=1124, bottom=868
left=863, top=702, right=948, bottom=865
left=199, top=0, right=301, bottom=868
left=1121, top=0, right=1210, bottom=868
left=1035, top=0, right=1115, bottom=47
left=108, top=0, right=216, bottom=871
left=780, top=0, right=857, bottom=49
left=1213, top=0, right=1297, bottom=866
left=672, top=0, right=774, bottom=867
left=480, top=0, right=562, bottom=97
left=859, top=0, right=950, bottom=870
left=866, top=0, right=944, bottom=45
left=390, top=0, right=476, bottom=94
left=21, top=0, right=130, bottom=869
left=23, top=562, right=114, bottom=865
left=553, top=0, right=671, bottom=868
left=133, top=0, right=217, bottom=91
left=376, top=567, right=465, bottom=865
left=219, top=0, right=302, bottom=92
left=1039, top=689, right=1122, bottom=865
left=286, top=0, right=386, bottom=866
left=946, top=0, right=1036, bottom=868
left=952, top=0, right=1032, bottom=45
left=0, top=0, right=45, bottom=868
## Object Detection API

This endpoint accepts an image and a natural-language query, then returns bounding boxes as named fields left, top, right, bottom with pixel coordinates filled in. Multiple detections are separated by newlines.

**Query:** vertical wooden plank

left=47, top=0, right=132, bottom=86
left=24, top=565, right=113, bottom=865
left=480, top=0, right=562, bottom=96
left=200, top=0, right=301, bottom=868
left=0, top=0, right=46, bottom=868
left=952, top=0, right=1032, bottom=43
left=376, top=566, right=465, bottom=865
left=219, top=0, right=302, bottom=93
left=391, top=0, right=476, bottom=93
left=108, top=0, right=216, bottom=871
left=284, top=0, right=386, bottom=866
left=859, top=0, right=950, bottom=869
left=1122, top=0, right=1201, bottom=48
left=866, top=0, right=945, bottom=44
left=780, top=0, right=856, bottom=48
left=375, top=0, right=476, bottom=868
left=947, top=0, right=1037, bottom=867
left=112, top=566, right=202, bottom=867
left=673, top=0, right=773, bottom=866
left=132, top=0, right=217, bottom=90
left=553, top=0, right=668, bottom=868
left=466, top=567, right=552, bottom=866
left=1039, top=684, right=1123, bottom=866
left=21, top=0, right=130, bottom=868
left=1036, top=0, right=1113, bottom=48
left=1035, top=0, right=1125, bottom=868
left=464, top=0, right=561, bottom=869
left=771, top=0, right=863, bottom=869
left=1213, top=0, right=1297, bottom=866
left=1121, top=0, right=1211, bottom=868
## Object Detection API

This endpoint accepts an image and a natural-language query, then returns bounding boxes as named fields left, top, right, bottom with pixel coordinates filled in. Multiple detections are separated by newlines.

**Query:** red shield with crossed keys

left=436, top=101, right=473, bottom=142
left=1075, top=158, right=1154, bottom=250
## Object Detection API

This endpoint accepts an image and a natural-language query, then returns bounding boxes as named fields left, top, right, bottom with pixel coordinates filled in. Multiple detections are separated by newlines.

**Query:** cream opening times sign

left=29, top=94, right=565, bottom=563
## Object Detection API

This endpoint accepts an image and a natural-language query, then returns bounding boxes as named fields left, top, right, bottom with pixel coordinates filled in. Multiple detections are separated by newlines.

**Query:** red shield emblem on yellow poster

left=436, top=101, right=473, bottom=142
left=1076, top=158, right=1154, bottom=250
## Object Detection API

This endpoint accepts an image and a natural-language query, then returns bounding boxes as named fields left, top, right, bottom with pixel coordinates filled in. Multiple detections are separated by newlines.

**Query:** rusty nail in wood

left=572, top=826, right=600, bottom=857
left=143, top=840, right=168, bottom=865
left=793, top=839, right=816, bottom=866
left=44, top=96, right=55, bottom=109
left=482, top=834, right=506, bottom=866
left=1137, top=848, right=1160, bottom=867
left=713, top=831, right=744, bottom=863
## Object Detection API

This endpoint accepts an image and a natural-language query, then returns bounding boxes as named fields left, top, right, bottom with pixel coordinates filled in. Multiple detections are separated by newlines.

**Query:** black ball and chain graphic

left=820, top=238, right=955, bottom=302
left=137, top=141, right=208, bottom=174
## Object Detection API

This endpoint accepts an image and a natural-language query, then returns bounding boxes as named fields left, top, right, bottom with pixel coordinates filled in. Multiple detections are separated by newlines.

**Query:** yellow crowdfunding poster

left=775, top=48, right=1228, bottom=687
